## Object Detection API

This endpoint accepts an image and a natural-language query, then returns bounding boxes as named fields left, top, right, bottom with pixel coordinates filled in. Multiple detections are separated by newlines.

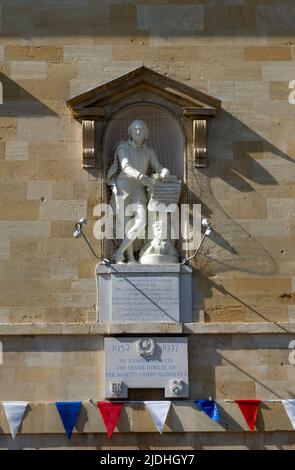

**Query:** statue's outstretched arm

left=149, top=149, right=169, bottom=178
left=117, top=146, right=153, bottom=189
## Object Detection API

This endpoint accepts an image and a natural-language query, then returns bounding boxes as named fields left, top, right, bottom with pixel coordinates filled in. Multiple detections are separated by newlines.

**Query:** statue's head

left=128, top=120, right=149, bottom=146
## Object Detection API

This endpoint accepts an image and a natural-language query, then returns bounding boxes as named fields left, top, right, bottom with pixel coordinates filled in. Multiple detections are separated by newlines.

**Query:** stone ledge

left=0, top=322, right=294, bottom=335
left=0, top=401, right=292, bottom=434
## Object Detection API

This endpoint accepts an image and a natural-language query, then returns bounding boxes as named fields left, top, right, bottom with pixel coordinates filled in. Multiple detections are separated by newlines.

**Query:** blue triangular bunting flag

left=194, top=400, right=220, bottom=422
left=55, top=401, right=82, bottom=439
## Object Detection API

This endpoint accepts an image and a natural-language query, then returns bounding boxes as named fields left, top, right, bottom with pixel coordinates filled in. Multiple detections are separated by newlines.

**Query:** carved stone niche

left=66, top=66, right=221, bottom=172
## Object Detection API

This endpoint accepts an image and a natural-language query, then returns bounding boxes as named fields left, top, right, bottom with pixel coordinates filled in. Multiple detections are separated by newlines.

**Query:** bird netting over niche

left=102, top=104, right=186, bottom=181
left=101, top=104, right=186, bottom=261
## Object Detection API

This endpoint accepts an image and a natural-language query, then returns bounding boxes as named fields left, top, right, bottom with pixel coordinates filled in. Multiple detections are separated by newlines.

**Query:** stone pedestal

left=96, top=264, right=192, bottom=324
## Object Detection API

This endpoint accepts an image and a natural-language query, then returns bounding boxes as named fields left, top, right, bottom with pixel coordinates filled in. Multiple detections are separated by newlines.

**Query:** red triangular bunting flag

left=235, top=400, right=261, bottom=432
left=97, top=401, right=124, bottom=438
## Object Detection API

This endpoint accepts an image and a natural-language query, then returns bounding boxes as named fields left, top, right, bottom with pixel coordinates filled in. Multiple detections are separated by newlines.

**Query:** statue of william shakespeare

left=105, top=119, right=181, bottom=264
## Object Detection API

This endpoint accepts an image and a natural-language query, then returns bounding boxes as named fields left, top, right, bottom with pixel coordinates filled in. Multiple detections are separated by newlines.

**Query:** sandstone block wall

left=0, top=0, right=294, bottom=449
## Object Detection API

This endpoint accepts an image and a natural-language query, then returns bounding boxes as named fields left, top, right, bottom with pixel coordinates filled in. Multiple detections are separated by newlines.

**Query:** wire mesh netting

left=101, top=104, right=186, bottom=260
left=102, top=104, right=185, bottom=180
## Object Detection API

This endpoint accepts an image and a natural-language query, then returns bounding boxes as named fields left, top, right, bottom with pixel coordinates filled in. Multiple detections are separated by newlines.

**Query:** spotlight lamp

left=182, top=217, right=213, bottom=264
left=73, top=218, right=109, bottom=264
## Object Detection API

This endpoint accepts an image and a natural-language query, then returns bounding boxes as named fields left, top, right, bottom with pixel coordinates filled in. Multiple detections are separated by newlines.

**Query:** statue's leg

left=126, top=246, right=136, bottom=263
left=113, top=205, right=146, bottom=263
left=126, top=217, right=136, bottom=262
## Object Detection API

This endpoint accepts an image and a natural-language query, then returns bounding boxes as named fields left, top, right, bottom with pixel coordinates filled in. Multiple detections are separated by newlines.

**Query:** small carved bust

left=139, top=220, right=179, bottom=264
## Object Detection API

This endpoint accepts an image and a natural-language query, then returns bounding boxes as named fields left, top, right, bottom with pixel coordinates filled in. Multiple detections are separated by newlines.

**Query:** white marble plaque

left=96, top=264, right=192, bottom=324
left=105, top=336, right=189, bottom=398
left=112, top=274, right=179, bottom=322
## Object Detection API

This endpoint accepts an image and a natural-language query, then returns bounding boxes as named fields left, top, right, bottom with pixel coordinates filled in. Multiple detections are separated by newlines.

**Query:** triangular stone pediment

left=67, top=66, right=221, bottom=170
left=67, top=66, right=221, bottom=120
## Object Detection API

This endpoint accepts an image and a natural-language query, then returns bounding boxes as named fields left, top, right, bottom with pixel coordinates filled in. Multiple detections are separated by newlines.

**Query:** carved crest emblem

left=170, top=379, right=184, bottom=395
left=136, top=338, right=156, bottom=358
left=110, top=381, right=123, bottom=396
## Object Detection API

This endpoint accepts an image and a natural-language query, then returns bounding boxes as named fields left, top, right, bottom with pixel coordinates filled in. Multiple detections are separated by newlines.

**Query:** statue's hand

left=139, top=174, right=154, bottom=190
left=160, top=168, right=169, bottom=179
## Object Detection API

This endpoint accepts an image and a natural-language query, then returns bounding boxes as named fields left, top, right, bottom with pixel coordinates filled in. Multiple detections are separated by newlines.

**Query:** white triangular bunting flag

left=3, top=402, right=28, bottom=439
left=282, top=400, right=295, bottom=429
left=144, top=401, right=171, bottom=434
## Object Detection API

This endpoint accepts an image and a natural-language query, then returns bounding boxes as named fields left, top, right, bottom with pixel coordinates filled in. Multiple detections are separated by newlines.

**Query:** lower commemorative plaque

left=104, top=336, right=189, bottom=398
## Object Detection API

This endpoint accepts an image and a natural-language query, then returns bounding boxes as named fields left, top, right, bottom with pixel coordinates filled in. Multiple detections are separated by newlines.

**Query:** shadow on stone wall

left=0, top=431, right=293, bottom=450
left=187, top=108, right=295, bottom=278
left=188, top=334, right=294, bottom=402
left=0, top=72, right=56, bottom=116
left=186, top=109, right=295, bottom=322
left=1, top=1, right=295, bottom=38
left=198, top=275, right=292, bottom=330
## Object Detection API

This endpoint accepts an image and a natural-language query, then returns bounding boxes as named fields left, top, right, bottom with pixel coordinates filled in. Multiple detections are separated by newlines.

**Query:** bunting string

left=0, top=399, right=294, bottom=439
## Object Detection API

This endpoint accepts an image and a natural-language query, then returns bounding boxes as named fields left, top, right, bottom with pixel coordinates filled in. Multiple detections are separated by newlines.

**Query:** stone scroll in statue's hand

left=148, top=175, right=182, bottom=212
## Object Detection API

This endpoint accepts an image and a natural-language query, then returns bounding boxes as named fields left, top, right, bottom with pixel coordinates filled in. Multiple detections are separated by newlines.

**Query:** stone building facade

left=0, top=0, right=294, bottom=450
